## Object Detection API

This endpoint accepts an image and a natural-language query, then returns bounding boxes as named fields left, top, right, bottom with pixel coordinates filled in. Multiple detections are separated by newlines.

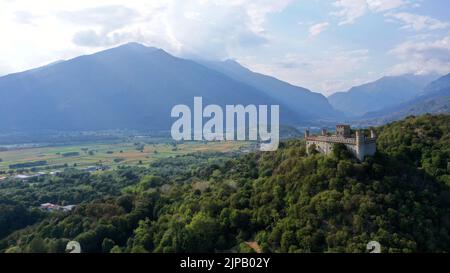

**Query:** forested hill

left=1, top=115, right=449, bottom=253
left=376, top=114, right=449, bottom=184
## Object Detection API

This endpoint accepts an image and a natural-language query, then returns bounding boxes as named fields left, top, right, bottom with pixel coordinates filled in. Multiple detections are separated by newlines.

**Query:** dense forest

left=0, top=114, right=449, bottom=253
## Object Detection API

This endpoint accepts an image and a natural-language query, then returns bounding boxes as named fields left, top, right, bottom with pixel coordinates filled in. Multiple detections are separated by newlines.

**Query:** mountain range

left=328, top=74, right=439, bottom=117
left=0, top=42, right=449, bottom=133
left=0, top=43, right=341, bottom=132
left=358, top=73, right=450, bottom=124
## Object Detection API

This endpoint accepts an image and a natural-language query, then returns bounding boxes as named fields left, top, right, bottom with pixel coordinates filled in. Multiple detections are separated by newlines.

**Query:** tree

left=308, top=144, right=318, bottom=155
left=28, top=237, right=47, bottom=253
left=102, top=238, right=115, bottom=253
left=110, top=246, right=122, bottom=253
left=185, top=212, right=221, bottom=252
left=332, top=143, right=352, bottom=160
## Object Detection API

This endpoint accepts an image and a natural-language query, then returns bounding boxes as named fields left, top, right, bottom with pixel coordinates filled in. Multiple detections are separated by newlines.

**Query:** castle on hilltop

left=305, top=125, right=377, bottom=161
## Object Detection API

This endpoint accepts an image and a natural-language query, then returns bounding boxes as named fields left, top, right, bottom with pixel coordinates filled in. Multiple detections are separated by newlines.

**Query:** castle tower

left=336, top=125, right=351, bottom=137
left=305, top=129, right=310, bottom=138
left=355, top=130, right=365, bottom=146
left=321, top=128, right=327, bottom=136
left=355, top=130, right=365, bottom=161
left=370, top=129, right=376, bottom=138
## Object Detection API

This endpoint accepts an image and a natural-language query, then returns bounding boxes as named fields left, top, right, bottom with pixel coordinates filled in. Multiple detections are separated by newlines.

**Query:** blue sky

left=0, top=0, right=449, bottom=95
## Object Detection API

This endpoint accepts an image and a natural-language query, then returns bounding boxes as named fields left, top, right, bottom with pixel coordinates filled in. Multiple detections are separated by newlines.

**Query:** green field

left=0, top=140, right=250, bottom=174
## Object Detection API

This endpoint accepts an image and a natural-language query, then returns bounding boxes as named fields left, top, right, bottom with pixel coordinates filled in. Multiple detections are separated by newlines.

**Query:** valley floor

left=0, top=138, right=251, bottom=178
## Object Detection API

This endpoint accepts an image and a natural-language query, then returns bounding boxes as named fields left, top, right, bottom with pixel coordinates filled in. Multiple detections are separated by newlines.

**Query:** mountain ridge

left=356, top=73, right=450, bottom=125
left=197, top=59, right=341, bottom=120
left=328, top=74, right=439, bottom=117
left=0, top=43, right=337, bottom=132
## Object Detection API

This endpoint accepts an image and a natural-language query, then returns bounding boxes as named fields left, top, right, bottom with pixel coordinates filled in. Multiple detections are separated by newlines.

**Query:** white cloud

left=367, top=0, right=407, bottom=12
left=56, top=5, right=140, bottom=47
left=58, top=5, right=138, bottom=30
left=333, top=0, right=368, bottom=25
left=386, top=12, right=449, bottom=31
left=309, top=22, right=329, bottom=37
left=0, top=61, right=12, bottom=77
left=389, top=36, right=450, bottom=75
left=241, top=49, right=375, bottom=94
left=332, top=0, right=448, bottom=34
left=0, top=0, right=292, bottom=73
left=332, top=0, right=408, bottom=25
left=159, top=0, right=287, bottom=59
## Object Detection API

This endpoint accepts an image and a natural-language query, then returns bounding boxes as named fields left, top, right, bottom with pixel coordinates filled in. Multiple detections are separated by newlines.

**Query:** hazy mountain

left=357, top=73, right=450, bottom=125
left=422, top=73, right=450, bottom=95
left=328, top=74, right=438, bottom=117
left=0, top=43, right=327, bottom=132
left=357, top=96, right=450, bottom=126
left=197, top=59, right=340, bottom=120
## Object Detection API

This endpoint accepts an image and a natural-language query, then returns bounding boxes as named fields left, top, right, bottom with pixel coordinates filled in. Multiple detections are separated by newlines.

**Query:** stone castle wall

left=305, top=127, right=377, bottom=161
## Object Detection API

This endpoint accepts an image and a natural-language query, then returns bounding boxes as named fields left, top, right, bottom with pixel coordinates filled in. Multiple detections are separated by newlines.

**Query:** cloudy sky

left=0, top=0, right=449, bottom=95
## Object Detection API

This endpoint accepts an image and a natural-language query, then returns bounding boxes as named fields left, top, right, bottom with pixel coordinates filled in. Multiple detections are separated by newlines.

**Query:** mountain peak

left=123, top=42, right=145, bottom=46
left=115, top=42, right=160, bottom=52
left=223, top=59, right=241, bottom=66
left=85, top=42, right=171, bottom=62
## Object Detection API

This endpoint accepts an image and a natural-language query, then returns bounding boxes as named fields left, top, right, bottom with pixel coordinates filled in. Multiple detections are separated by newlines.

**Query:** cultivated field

left=0, top=139, right=250, bottom=174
